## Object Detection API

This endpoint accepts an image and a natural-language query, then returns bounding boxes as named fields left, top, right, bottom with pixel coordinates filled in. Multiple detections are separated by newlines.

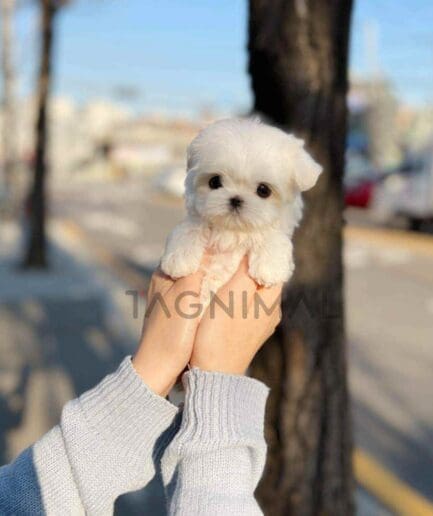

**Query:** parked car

left=344, top=153, right=377, bottom=208
left=371, top=147, right=433, bottom=230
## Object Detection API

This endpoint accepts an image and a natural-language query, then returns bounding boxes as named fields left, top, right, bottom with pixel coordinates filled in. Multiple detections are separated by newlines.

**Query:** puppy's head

left=184, top=118, right=322, bottom=231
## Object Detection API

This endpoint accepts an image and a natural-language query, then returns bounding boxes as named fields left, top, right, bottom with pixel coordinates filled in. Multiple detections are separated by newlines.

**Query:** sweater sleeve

left=0, top=357, right=179, bottom=515
left=161, top=368, right=269, bottom=515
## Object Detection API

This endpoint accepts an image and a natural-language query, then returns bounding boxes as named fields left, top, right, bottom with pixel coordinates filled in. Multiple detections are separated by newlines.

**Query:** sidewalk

left=0, top=221, right=165, bottom=514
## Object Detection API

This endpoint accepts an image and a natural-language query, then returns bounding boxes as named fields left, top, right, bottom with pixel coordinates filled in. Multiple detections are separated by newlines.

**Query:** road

left=52, top=179, right=433, bottom=505
left=345, top=226, right=433, bottom=502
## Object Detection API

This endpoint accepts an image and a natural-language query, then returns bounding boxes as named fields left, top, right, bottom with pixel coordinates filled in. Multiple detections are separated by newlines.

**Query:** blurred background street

left=1, top=1, right=433, bottom=514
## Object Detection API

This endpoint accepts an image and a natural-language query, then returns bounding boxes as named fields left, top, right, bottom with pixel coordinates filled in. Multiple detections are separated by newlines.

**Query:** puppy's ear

left=186, top=138, right=200, bottom=172
left=290, top=137, right=322, bottom=192
left=186, top=144, right=194, bottom=172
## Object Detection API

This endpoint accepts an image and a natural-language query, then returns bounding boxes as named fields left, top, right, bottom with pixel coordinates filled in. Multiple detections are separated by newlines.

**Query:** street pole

left=0, top=0, right=18, bottom=196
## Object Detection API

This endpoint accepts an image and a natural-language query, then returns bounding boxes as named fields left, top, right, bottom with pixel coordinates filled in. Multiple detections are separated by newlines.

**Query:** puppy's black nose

left=229, top=196, right=243, bottom=210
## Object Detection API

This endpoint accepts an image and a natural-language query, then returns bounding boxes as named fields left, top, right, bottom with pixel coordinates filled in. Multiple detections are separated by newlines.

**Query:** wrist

left=190, top=351, right=248, bottom=376
left=132, top=353, right=176, bottom=397
left=177, top=367, right=269, bottom=443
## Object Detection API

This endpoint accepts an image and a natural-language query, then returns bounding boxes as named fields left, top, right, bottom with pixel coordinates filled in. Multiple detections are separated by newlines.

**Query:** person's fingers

left=259, top=281, right=283, bottom=297
left=272, top=301, right=283, bottom=325
left=256, top=283, right=283, bottom=311
left=251, top=283, right=283, bottom=322
left=173, top=268, right=206, bottom=301
left=264, top=295, right=283, bottom=339
left=149, top=268, right=174, bottom=297
left=263, top=324, right=278, bottom=344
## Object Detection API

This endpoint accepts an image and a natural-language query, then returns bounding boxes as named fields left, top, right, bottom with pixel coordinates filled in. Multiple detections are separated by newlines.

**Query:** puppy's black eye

left=256, top=183, right=271, bottom=198
left=209, top=175, right=222, bottom=189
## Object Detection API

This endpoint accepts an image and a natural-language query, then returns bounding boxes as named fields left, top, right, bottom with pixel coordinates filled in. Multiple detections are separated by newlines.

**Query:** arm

left=162, top=369, right=268, bottom=516
left=0, top=264, right=208, bottom=515
left=162, top=258, right=282, bottom=515
left=0, top=358, right=179, bottom=515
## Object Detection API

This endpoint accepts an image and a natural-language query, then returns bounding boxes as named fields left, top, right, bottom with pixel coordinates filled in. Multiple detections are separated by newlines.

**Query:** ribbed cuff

left=177, top=368, right=269, bottom=448
left=78, top=356, right=178, bottom=460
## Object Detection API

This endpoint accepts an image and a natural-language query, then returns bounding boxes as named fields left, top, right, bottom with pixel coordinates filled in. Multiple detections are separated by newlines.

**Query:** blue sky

left=15, top=0, right=433, bottom=114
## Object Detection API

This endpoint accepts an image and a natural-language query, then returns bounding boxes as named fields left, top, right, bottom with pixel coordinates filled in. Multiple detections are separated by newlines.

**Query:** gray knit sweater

left=0, top=357, right=269, bottom=515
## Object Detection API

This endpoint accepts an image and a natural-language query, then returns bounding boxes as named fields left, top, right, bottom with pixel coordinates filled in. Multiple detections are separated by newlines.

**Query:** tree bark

left=0, top=0, right=17, bottom=195
left=248, top=1, right=354, bottom=515
left=22, top=0, right=57, bottom=268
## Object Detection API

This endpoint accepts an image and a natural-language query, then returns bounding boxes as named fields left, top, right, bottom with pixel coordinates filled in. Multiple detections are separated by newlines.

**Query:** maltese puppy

left=161, top=118, right=322, bottom=303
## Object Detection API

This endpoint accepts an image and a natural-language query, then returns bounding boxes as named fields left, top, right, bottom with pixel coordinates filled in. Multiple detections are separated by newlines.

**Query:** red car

left=344, top=153, right=377, bottom=208
left=345, top=179, right=375, bottom=208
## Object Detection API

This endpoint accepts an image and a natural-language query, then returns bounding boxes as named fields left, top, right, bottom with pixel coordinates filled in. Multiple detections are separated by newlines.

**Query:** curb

left=345, top=225, right=433, bottom=258
left=354, top=449, right=433, bottom=515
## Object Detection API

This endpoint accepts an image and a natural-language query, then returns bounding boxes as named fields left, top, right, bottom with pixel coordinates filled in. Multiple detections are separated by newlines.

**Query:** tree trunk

left=248, top=1, right=354, bottom=515
left=0, top=0, right=17, bottom=195
left=22, top=0, right=56, bottom=268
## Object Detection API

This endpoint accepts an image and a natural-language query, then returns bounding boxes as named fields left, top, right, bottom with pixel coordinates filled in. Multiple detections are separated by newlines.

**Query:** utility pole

left=0, top=0, right=18, bottom=196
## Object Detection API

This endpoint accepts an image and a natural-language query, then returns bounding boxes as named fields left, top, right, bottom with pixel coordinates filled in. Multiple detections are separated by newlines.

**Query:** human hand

left=190, top=258, right=282, bottom=375
left=132, top=264, right=205, bottom=397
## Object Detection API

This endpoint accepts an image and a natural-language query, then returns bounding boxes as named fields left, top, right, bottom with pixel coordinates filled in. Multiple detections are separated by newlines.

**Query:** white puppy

left=161, top=118, right=322, bottom=303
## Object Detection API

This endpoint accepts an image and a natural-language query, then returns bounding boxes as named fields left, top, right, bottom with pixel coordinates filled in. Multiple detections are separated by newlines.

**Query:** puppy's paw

left=161, top=248, right=201, bottom=279
left=249, top=254, right=294, bottom=286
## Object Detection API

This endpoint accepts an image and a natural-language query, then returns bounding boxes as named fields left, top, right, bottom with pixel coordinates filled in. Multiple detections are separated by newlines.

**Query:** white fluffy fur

left=161, top=118, right=322, bottom=303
